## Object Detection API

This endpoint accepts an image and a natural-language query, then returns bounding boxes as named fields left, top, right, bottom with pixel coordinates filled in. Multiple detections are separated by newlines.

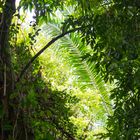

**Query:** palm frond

left=42, top=23, right=112, bottom=114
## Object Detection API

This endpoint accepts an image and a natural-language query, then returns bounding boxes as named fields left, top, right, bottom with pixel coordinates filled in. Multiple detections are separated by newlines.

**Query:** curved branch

left=16, top=25, right=90, bottom=83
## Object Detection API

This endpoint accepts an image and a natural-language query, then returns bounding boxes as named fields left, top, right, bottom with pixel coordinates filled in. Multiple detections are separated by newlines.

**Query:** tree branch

left=16, top=25, right=90, bottom=83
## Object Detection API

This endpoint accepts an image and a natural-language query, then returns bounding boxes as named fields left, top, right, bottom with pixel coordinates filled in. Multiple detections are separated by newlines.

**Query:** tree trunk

left=0, top=0, right=16, bottom=139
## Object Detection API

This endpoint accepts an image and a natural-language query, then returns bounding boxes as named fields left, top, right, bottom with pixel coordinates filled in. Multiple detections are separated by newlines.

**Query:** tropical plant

left=41, top=21, right=112, bottom=114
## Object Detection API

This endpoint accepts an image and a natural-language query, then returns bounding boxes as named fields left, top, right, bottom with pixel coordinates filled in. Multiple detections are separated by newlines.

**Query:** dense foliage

left=0, top=0, right=139, bottom=140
